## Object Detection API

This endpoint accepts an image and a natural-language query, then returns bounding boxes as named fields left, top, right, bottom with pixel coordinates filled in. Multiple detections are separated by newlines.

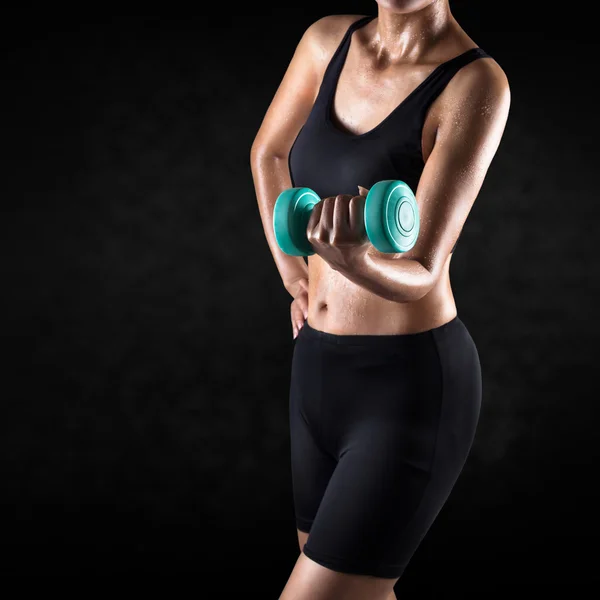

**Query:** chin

left=375, top=0, right=438, bottom=14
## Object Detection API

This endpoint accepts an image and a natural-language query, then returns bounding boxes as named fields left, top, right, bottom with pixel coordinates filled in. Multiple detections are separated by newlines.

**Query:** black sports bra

left=288, top=15, right=491, bottom=253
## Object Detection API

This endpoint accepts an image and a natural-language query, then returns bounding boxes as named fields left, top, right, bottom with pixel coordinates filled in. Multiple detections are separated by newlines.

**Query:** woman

left=250, top=1, right=510, bottom=597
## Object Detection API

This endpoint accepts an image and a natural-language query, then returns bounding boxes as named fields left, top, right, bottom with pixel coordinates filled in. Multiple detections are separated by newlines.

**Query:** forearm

left=341, top=250, right=435, bottom=304
left=250, top=151, right=308, bottom=296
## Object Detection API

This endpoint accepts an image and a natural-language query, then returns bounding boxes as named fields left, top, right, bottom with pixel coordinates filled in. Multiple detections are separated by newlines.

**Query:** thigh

left=285, top=317, right=482, bottom=592
left=280, top=551, right=399, bottom=600
left=297, top=325, right=466, bottom=580
left=301, top=427, right=435, bottom=580
left=297, top=529, right=308, bottom=550
left=298, top=318, right=482, bottom=581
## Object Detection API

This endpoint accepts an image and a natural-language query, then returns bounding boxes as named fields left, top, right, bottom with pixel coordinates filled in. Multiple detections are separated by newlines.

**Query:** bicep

left=409, top=61, right=511, bottom=276
left=250, top=18, right=329, bottom=160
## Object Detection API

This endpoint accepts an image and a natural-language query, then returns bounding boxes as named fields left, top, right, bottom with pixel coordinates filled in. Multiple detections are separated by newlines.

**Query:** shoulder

left=299, top=14, right=369, bottom=69
left=443, top=52, right=511, bottom=116
left=303, top=13, right=368, bottom=41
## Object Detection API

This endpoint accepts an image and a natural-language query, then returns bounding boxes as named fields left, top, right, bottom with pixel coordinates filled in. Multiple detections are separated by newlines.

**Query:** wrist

left=285, top=276, right=308, bottom=298
left=341, top=244, right=370, bottom=275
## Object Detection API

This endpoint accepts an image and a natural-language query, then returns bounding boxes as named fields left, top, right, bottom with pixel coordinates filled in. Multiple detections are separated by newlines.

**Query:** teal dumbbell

left=273, top=180, right=420, bottom=256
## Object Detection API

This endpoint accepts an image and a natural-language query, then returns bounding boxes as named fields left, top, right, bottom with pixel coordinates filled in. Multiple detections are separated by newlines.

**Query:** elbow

left=250, top=136, right=266, bottom=161
left=391, top=284, right=432, bottom=304
left=250, top=141, right=264, bottom=163
left=250, top=141, right=283, bottom=163
left=391, top=267, right=437, bottom=304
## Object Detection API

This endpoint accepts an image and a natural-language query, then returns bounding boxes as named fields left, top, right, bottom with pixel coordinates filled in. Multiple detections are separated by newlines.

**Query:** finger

left=298, top=301, right=308, bottom=320
left=297, top=296, right=309, bottom=319
left=333, top=195, right=350, bottom=237
left=320, top=197, right=336, bottom=239
left=349, top=195, right=365, bottom=236
left=292, top=300, right=306, bottom=319
left=291, top=316, right=298, bottom=337
left=306, top=201, right=324, bottom=240
left=357, top=185, right=370, bottom=197
left=292, top=309, right=304, bottom=332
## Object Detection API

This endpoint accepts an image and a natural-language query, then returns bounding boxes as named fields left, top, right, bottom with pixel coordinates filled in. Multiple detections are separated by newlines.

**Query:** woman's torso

left=288, top=14, right=490, bottom=335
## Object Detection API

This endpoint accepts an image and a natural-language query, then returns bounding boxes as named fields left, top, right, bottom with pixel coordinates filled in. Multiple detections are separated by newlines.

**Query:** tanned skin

left=250, top=1, right=510, bottom=597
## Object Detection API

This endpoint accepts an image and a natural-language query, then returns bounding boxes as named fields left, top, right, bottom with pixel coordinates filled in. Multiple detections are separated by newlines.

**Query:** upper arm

left=407, top=58, right=511, bottom=279
left=250, top=15, right=363, bottom=160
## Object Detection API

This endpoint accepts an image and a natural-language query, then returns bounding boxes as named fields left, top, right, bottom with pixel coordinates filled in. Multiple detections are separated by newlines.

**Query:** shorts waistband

left=299, top=316, right=460, bottom=348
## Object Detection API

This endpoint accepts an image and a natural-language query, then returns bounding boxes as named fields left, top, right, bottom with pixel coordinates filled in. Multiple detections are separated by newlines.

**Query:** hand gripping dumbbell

left=273, top=180, right=420, bottom=256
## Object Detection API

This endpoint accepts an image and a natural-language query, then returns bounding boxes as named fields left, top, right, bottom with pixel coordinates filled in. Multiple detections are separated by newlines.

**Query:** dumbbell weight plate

left=273, top=187, right=320, bottom=256
left=364, top=180, right=420, bottom=253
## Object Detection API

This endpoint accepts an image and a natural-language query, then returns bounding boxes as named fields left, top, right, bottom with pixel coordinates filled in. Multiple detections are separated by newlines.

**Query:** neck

left=371, top=1, right=453, bottom=63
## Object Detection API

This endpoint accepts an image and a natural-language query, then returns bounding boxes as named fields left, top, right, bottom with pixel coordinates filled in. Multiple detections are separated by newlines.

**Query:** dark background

left=1, top=0, right=598, bottom=591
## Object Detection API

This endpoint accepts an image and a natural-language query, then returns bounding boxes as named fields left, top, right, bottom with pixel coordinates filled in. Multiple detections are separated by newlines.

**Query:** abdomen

left=307, top=252, right=458, bottom=335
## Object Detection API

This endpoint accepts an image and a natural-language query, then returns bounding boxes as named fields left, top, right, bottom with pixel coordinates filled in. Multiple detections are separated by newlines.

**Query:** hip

left=290, top=314, right=482, bottom=452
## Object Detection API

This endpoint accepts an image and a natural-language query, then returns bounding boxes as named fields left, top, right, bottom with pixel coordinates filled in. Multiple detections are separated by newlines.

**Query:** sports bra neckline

left=325, top=15, right=484, bottom=140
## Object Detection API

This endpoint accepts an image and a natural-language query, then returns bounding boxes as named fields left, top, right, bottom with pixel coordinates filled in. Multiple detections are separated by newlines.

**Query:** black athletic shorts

left=289, top=315, right=482, bottom=578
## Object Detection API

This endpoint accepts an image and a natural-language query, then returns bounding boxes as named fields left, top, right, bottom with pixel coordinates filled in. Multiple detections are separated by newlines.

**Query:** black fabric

left=288, top=15, right=491, bottom=253
left=289, top=315, right=482, bottom=578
